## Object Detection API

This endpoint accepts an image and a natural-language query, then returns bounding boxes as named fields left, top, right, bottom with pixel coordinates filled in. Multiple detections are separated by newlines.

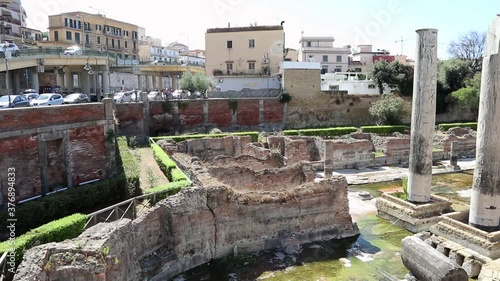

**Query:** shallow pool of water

left=174, top=172, right=474, bottom=281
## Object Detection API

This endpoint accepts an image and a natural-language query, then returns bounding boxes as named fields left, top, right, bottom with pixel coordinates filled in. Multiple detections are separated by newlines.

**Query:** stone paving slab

left=317, top=158, right=476, bottom=185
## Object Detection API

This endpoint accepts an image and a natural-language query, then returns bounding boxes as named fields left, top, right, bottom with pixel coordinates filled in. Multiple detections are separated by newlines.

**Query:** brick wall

left=0, top=102, right=114, bottom=204
left=329, top=139, right=375, bottom=169
left=115, top=103, right=144, bottom=136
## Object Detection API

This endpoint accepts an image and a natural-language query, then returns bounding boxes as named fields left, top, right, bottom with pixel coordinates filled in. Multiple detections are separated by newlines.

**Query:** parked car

left=22, top=89, right=39, bottom=101
left=0, top=43, right=20, bottom=57
left=30, top=93, right=64, bottom=106
left=0, top=95, right=30, bottom=108
left=64, top=45, right=82, bottom=56
left=63, top=93, right=89, bottom=104
left=113, top=92, right=132, bottom=103
left=130, top=90, right=143, bottom=102
left=147, top=91, right=163, bottom=101
left=149, top=60, right=166, bottom=65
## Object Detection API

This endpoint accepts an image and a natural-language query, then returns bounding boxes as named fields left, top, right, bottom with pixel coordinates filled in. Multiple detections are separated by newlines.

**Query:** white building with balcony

left=138, top=36, right=180, bottom=63
left=0, top=0, right=28, bottom=46
left=298, top=36, right=350, bottom=74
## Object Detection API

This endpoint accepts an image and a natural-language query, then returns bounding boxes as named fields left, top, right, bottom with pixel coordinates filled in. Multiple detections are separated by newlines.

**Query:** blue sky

left=22, top=0, right=500, bottom=59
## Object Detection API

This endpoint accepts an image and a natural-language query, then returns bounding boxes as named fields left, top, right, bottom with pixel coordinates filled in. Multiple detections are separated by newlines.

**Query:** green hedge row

left=360, top=125, right=408, bottom=135
left=437, top=122, right=477, bottom=131
left=171, top=167, right=188, bottom=182
left=152, top=131, right=259, bottom=143
left=117, top=137, right=141, bottom=197
left=0, top=137, right=141, bottom=239
left=282, top=127, right=358, bottom=138
left=151, top=143, right=176, bottom=182
left=144, top=180, right=191, bottom=203
left=0, top=213, right=87, bottom=266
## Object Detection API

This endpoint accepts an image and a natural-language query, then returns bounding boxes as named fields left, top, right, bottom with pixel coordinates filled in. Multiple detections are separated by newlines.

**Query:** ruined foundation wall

left=14, top=180, right=358, bottom=281
left=176, top=136, right=252, bottom=161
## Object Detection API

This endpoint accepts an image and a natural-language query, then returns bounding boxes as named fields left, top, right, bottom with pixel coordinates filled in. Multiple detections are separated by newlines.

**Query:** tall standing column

left=469, top=16, right=500, bottom=231
left=407, top=29, right=438, bottom=203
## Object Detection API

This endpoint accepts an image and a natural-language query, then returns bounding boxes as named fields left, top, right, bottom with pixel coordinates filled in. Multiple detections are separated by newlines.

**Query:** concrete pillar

left=158, top=75, right=164, bottom=90
left=469, top=16, right=500, bottom=231
left=102, top=70, right=110, bottom=94
left=172, top=75, right=178, bottom=90
left=324, top=141, right=334, bottom=178
left=55, top=68, right=63, bottom=88
left=138, top=75, right=144, bottom=91
left=13, top=70, right=20, bottom=94
left=63, top=67, right=73, bottom=92
left=30, top=68, right=39, bottom=91
left=152, top=75, right=157, bottom=90
left=407, top=28, right=438, bottom=203
left=81, top=70, right=90, bottom=96
left=146, top=75, right=153, bottom=91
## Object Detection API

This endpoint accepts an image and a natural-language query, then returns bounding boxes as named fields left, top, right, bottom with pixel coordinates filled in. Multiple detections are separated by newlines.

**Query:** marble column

left=469, top=16, right=500, bottom=231
left=450, top=141, right=459, bottom=168
left=407, top=28, right=438, bottom=203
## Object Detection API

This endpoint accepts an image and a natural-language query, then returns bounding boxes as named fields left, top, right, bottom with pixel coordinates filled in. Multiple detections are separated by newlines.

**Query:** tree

left=371, top=60, right=414, bottom=96
left=369, top=93, right=411, bottom=125
left=448, top=31, right=486, bottom=74
left=436, top=59, right=473, bottom=114
left=450, top=73, right=481, bottom=116
left=179, top=72, right=215, bottom=96
left=371, top=60, right=396, bottom=94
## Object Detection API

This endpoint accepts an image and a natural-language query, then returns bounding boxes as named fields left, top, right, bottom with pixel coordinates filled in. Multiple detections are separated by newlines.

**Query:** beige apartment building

left=205, top=24, right=284, bottom=77
left=46, top=12, right=139, bottom=59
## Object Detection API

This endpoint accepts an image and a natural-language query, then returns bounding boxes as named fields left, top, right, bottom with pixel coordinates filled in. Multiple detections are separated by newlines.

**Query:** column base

left=375, top=193, right=452, bottom=233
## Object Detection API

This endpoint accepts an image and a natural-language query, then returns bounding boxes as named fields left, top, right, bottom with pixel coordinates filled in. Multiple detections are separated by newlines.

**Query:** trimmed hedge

left=152, top=131, right=259, bottom=143
left=437, top=122, right=477, bottom=131
left=283, top=127, right=358, bottom=138
left=171, top=167, right=188, bottom=182
left=144, top=180, right=191, bottom=203
left=360, top=125, right=408, bottom=135
left=0, top=213, right=86, bottom=266
left=0, top=175, right=127, bottom=238
left=151, top=143, right=176, bottom=181
left=117, top=137, right=141, bottom=197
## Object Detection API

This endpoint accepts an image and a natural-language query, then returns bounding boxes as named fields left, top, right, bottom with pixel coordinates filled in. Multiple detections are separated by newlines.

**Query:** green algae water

left=174, top=172, right=473, bottom=281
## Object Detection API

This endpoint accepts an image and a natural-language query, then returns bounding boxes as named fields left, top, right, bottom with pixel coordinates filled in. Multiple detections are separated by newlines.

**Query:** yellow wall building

left=46, top=12, right=139, bottom=59
left=205, top=25, right=284, bottom=77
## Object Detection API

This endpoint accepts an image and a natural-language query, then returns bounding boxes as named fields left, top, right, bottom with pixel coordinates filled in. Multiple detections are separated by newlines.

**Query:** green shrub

left=171, top=167, right=188, bottom=182
left=437, top=122, right=477, bottom=131
left=369, top=93, right=411, bottom=125
left=117, top=137, right=141, bottom=197
left=283, top=127, right=358, bottom=138
left=144, top=180, right=191, bottom=203
left=360, top=125, right=408, bottom=135
left=0, top=213, right=87, bottom=266
left=151, top=143, right=176, bottom=181
left=0, top=175, right=127, bottom=238
left=151, top=132, right=259, bottom=143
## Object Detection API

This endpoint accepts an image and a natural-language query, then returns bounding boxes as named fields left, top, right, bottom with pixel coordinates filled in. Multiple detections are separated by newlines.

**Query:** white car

left=0, top=43, right=20, bottom=57
left=113, top=92, right=132, bottom=103
left=64, top=45, right=82, bottom=56
left=30, top=94, right=64, bottom=106
left=147, top=91, right=163, bottom=101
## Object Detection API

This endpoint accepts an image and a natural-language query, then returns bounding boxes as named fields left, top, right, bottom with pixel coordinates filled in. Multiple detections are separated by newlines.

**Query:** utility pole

left=1, top=20, right=10, bottom=106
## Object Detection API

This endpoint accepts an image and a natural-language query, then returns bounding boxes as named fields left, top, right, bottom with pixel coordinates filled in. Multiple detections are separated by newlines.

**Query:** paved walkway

left=317, top=158, right=476, bottom=185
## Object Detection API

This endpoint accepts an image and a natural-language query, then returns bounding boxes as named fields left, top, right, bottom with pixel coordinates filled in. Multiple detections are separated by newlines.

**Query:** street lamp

left=84, top=56, right=100, bottom=101
left=1, top=20, right=11, bottom=106
left=89, top=6, right=111, bottom=94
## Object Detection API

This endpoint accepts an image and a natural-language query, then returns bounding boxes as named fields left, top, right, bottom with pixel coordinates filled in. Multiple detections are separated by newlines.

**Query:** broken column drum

left=469, top=17, right=500, bottom=231
left=407, top=28, right=438, bottom=203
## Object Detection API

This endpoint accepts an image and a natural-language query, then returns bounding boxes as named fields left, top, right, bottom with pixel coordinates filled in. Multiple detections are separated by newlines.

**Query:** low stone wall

left=376, top=137, right=411, bottom=165
left=14, top=180, right=359, bottom=281
left=329, top=139, right=374, bottom=169
left=176, top=136, right=252, bottom=161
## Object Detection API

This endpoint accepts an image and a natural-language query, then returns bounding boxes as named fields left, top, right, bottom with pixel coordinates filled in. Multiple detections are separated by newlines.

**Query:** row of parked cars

left=0, top=90, right=90, bottom=108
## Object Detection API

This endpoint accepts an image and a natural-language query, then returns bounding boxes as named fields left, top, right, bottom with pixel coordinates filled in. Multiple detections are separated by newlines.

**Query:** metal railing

left=83, top=187, right=185, bottom=229
left=0, top=252, right=8, bottom=281
left=0, top=47, right=117, bottom=60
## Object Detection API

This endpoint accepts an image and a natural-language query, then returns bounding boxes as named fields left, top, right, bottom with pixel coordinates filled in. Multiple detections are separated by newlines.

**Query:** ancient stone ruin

left=13, top=135, right=360, bottom=280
